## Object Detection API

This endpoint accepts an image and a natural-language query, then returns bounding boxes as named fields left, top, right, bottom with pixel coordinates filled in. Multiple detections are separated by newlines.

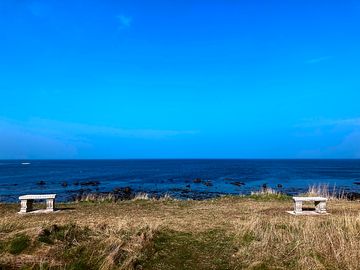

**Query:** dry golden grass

left=1, top=196, right=360, bottom=269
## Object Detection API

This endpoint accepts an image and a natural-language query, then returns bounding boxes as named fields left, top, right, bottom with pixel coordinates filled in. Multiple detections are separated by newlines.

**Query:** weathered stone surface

left=19, top=194, right=56, bottom=200
left=293, top=196, right=327, bottom=202
left=19, top=194, right=56, bottom=214
left=291, top=196, right=327, bottom=215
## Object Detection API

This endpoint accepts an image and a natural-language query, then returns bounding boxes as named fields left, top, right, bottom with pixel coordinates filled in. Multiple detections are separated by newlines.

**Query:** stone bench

left=292, top=196, right=327, bottom=215
left=19, top=194, right=56, bottom=214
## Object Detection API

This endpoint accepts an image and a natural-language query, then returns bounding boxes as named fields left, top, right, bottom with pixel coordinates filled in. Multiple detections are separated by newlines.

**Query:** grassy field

left=1, top=194, right=360, bottom=269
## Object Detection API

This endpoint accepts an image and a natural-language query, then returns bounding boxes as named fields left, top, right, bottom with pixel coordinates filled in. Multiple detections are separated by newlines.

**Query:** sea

left=1, top=159, right=360, bottom=202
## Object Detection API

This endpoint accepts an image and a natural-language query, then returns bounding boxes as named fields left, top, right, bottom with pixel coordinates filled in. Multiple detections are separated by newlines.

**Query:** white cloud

left=117, top=14, right=132, bottom=29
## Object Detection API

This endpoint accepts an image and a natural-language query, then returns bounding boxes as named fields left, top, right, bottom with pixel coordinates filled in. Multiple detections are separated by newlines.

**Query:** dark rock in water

left=113, top=187, right=121, bottom=193
left=0, top=183, right=18, bottom=187
left=262, top=183, right=268, bottom=190
left=61, top=182, right=68, bottom=187
left=37, top=180, right=46, bottom=186
left=78, top=188, right=92, bottom=194
left=224, top=177, right=235, bottom=181
left=80, top=181, right=100, bottom=186
left=123, top=187, right=132, bottom=195
left=73, top=181, right=79, bottom=186
left=353, top=182, right=360, bottom=185
left=345, top=192, right=360, bottom=200
left=169, top=188, right=183, bottom=192
left=203, top=181, right=213, bottom=187
left=186, top=184, right=191, bottom=188
left=193, top=178, right=202, bottom=183
left=113, top=186, right=133, bottom=200
left=277, top=184, right=283, bottom=188
left=230, top=181, right=245, bottom=187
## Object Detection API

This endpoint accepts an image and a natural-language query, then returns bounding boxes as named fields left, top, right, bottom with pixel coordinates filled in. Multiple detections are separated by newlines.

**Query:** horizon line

left=1, top=158, right=360, bottom=161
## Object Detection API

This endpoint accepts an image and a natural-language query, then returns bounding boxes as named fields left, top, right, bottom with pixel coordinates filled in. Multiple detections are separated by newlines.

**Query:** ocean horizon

left=1, top=159, right=360, bottom=202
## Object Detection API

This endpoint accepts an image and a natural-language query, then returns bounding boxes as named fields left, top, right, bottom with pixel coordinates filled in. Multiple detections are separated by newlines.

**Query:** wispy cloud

left=117, top=14, right=132, bottom=29
left=0, top=118, right=198, bottom=159
left=296, top=117, right=360, bottom=128
left=1, top=118, right=197, bottom=141
left=26, top=118, right=197, bottom=139
left=27, top=1, right=51, bottom=17
left=305, top=56, right=332, bottom=64
left=297, top=131, right=360, bottom=158
left=295, top=117, right=360, bottom=158
left=0, top=119, right=79, bottom=159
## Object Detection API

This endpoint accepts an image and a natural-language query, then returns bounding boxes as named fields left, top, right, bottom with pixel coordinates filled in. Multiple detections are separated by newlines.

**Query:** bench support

left=46, top=199, right=55, bottom=212
left=315, top=201, right=327, bottom=214
left=294, top=201, right=303, bottom=214
left=20, top=199, right=33, bottom=213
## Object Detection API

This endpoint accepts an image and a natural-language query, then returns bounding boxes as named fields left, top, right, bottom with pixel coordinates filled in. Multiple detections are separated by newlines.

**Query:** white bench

left=19, top=194, right=56, bottom=213
left=292, top=196, right=327, bottom=215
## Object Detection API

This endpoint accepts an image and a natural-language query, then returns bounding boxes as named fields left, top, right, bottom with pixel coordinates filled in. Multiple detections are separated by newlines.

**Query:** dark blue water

left=1, top=159, right=360, bottom=202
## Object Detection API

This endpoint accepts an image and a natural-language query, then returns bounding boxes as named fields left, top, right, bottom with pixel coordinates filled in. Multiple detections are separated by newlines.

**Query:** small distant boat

left=21, top=162, right=31, bottom=165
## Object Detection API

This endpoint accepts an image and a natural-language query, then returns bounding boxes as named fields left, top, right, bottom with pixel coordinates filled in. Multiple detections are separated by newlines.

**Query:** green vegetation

left=141, top=229, right=236, bottom=270
left=8, top=234, right=31, bottom=255
left=38, top=224, right=90, bottom=245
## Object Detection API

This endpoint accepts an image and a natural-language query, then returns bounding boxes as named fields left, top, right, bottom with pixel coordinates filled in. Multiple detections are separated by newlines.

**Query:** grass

left=1, top=195, right=360, bottom=269
left=306, top=184, right=347, bottom=200
left=140, top=229, right=236, bottom=270
left=8, top=234, right=31, bottom=255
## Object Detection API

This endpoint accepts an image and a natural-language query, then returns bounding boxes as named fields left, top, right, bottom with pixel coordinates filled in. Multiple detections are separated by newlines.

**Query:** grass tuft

left=306, top=184, right=347, bottom=200
left=248, top=187, right=291, bottom=201
left=8, top=234, right=31, bottom=255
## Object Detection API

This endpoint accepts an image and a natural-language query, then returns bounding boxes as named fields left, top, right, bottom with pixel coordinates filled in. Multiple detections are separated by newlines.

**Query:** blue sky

left=0, top=0, right=360, bottom=159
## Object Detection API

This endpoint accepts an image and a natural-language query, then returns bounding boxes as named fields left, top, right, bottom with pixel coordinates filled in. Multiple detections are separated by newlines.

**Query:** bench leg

left=315, top=201, right=326, bottom=214
left=46, top=199, right=55, bottom=211
left=20, top=199, right=33, bottom=213
left=294, top=201, right=302, bottom=214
